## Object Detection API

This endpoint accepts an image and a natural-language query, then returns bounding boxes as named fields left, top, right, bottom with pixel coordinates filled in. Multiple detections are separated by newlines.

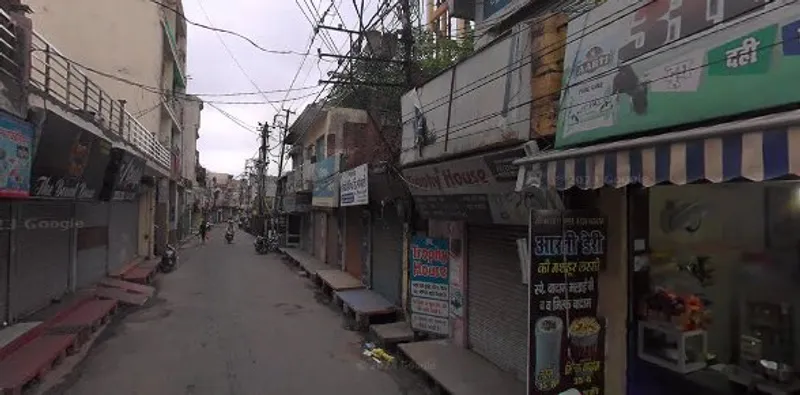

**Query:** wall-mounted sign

left=100, top=148, right=145, bottom=201
left=31, top=112, right=111, bottom=200
left=528, top=210, right=607, bottom=395
left=312, top=155, right=340, bottom=207
left=0, top=111, right=34, bottom=198
left=340, top=163, right=368, bottom=206
left=557, top=0, right=799, bottom=148
left=409, top=236, right=450, bottom=336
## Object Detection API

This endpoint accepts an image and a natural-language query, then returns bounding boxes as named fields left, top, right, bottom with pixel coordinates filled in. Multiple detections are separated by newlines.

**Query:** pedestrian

left=199, top=218, right=209, bottom=244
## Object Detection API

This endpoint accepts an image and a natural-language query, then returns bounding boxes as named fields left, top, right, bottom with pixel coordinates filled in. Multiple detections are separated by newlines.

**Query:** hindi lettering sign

left=339, top=163, right=368, bottom=206
left=409, top=236, right=450, bottom=335
left=528, top=210, right=607, bottom=395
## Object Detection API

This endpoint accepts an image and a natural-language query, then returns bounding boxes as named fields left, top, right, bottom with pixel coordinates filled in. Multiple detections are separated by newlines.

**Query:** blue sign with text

left=410, top=236, right=450, bottom=285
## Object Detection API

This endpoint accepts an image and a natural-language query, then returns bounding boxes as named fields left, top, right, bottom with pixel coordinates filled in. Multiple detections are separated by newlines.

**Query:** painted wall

left=181, top=96, right=202, bottom=183
left=27, top=0, right=166, bottom=136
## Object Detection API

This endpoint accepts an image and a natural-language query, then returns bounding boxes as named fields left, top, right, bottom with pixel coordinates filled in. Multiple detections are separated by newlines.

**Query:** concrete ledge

left=317, top=270, right=363, bottom=291
left=398, top=340, right=525, bottom=395
left=280, top=247, right=328, bottom=275
left=370, top=322, right=414, bottom=347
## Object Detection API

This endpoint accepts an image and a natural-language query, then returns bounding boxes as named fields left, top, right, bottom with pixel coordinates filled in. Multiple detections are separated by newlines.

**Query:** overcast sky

left=182, top=0, right=379, bottom=178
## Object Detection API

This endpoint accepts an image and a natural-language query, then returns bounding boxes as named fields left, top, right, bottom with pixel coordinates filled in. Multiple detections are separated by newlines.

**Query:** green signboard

left=556, top=0, right=800, bottom=148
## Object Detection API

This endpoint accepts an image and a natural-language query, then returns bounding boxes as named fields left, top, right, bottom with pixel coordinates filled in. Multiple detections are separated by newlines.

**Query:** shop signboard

left=409, top=236, right=450, bottom=335
left=0, top=111, right=34, bottom=198
left=339, top=163, right=368, bottom=206
left=100, top=148, right=145, bottom=201
left=528, top=210, right=607, bottom=395
left=312, top=155, right=339, bottom=207
left=403, top=147, right=533, bottom=224
left=31, top=112, right=111, bottom=200
left=557, top=0, right=800, bottom=148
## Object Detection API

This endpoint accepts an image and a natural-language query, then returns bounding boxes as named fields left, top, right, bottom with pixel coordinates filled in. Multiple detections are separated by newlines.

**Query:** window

left=315, top=136, right=326, bottom=160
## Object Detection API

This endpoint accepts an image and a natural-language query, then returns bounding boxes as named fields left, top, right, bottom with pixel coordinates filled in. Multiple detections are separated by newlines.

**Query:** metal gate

left=467, top=224, right=528, bottom=380
left=108, top=200, right=140, bottom=274
left=75, top=202, right=110, bottom=288
left=0, top=202, right=10, bottom=322
left=370, top=202, right=403, bottom=305
left=10, top=201, right=72, bottom=320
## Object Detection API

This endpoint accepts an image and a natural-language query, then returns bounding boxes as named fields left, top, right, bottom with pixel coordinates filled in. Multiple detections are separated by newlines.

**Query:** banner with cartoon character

left=0, top=111, right=34, bottom=198
left=30, top=112, right=111, bottom=200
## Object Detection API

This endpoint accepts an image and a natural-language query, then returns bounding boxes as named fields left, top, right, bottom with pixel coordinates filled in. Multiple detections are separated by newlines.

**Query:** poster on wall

left=557, top=0, right=800, bottom=148
left=528, top=210, right=607, bottom=395
left=0, top=112, right=34, bottom=198
left=409, top=236, right=450, bottom=335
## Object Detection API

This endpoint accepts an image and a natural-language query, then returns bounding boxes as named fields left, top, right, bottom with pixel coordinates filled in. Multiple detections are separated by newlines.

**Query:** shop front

left=403, top=145, right=560, bottom=380
left=516, top=113, right=800, bottom=394
left=0, top=110, right=35, bottom=323
left=312, top=155, right=340, bottom=265
left=339, top=163, right=368, bottom=282
left=14, top=110, right=111, bottom=318
left=101, top=147, right=146, bottom=275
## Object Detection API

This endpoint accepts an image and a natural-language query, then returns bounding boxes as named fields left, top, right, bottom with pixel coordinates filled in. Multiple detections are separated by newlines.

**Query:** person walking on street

left=199, top=218, right=209, bottom=244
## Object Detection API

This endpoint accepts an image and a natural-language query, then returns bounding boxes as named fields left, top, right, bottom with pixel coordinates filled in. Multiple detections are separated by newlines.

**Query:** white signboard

left=339, top=164, right=368, bottom=206
left=411, top=314, right=449, bottom=336
left=411, top=298, right=449, bottom=318
left=410, top=280, right=449, bottom=300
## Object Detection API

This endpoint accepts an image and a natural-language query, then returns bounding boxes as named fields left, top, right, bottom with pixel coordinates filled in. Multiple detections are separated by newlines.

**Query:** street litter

left=362, top=342, right=395, bottom=367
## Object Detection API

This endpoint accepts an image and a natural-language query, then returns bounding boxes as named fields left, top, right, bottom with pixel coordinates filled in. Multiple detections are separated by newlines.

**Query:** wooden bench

left=398, top=340, right=525, bottom=395
left=334, top=289, right=397, bottom=331
left=316, top=269, right=363, bottom=299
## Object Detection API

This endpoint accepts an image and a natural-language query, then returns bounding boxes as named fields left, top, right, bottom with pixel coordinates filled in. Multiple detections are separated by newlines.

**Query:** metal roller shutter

left=370, top=203, right=403, bottom=305
left=0, top=202, right=10, bottom=323
left=75, top=202, right=110, bottom=288
left=326, top=212, right=339, bottom=266
left=11, top=202, right=72, bottom=319
left=467, top=224, right=528, bottom=381
left=314, top=212, right=326, bottom=261
left=108, top=200, right=140, bottom=274
left=301, top=213, right=313, bottom=253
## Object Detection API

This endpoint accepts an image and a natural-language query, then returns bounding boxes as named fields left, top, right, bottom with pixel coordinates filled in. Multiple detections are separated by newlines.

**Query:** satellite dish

left=660, top=200, right=709, bottom=234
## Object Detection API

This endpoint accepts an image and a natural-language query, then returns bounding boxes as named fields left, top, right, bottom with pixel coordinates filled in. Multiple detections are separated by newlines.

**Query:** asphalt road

left=49, top=228, right=430, bottom=395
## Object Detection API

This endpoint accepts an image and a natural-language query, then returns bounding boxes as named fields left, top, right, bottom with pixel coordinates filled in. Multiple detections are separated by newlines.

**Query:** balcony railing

left=28, top=31, right=171, bottom=170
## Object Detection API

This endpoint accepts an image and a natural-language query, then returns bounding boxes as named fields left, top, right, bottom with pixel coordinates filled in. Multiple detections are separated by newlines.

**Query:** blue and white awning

left=515, top=110, right=800, bottom=191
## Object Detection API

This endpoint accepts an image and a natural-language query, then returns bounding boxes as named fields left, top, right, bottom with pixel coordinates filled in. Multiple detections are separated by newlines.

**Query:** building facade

left=27, top=0, right=191, bottom=251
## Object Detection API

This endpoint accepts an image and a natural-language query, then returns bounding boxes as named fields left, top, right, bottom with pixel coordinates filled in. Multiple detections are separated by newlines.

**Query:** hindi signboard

left=528, top=210, right=607, bottom=395
left=340, top=163, right=368, bottom=206
left=409, top=236, right=450, bottom=335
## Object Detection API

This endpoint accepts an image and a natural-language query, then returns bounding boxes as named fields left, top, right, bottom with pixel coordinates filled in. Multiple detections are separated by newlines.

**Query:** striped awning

left=515, top=110, right=800, bottom=191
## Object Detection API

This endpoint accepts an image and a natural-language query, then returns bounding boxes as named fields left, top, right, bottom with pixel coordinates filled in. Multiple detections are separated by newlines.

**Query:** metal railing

left=28, top=31, right=171, bottom=170
left=0, top=9, right=20, bottom=83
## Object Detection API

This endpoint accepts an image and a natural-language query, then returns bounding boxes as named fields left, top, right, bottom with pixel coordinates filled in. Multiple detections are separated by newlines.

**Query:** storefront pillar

left=597, top=187, right=629, bottom=395
left=429, top=219, right=468, bottom=348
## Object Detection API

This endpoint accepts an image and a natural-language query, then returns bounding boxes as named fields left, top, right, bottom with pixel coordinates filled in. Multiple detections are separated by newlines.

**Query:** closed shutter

left=370, top=202, right=403, bottom=305
left=326, top=212, right=339, bottom=266
left=301, top=213, right=313, bottom=253
left=467, top=224, right=528, bottom=381
left=314, top=212, right=326, bottom=260
left=11, top=202, right=72, bottom=319
left=108, top=200, right=140, bottom=274
left=75, top=202, right=110, bottom=288
left=343, top=207, right=362, bottom=279
left=0, top=202, right=10, bottom=322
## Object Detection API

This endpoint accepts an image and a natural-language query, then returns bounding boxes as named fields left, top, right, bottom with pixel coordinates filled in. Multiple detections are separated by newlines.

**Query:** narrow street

left=47, top=228, right=428, bottom=395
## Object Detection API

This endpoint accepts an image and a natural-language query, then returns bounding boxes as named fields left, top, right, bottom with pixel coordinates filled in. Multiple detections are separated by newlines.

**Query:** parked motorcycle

left=254, top=235, right=268, bottom=254
left=159, top=243, right=178, bottom=273
left=225, top=229, right=234, bottom=244
left=267, top=234, right=279, bottom=253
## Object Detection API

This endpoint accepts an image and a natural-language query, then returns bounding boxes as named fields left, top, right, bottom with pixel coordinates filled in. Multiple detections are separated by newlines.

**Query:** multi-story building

left=179, top=95, right=202, bottom=240
left=27, top=0, right=190, bottom=249
left=0, top=0, right=182, bottom=326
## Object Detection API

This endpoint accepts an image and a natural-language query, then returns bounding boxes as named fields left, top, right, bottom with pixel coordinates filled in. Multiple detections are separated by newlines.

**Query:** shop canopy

left=514, top=110, right=800, bottom=191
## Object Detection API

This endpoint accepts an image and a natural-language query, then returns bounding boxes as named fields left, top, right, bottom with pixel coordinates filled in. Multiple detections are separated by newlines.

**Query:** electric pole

left=400, top=0, right=414, bottom=87
left=258, top=123, right=269, bottom=237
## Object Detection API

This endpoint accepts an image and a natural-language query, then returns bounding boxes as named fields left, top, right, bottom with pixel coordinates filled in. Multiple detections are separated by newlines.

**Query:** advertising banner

left=0, top=111, right=34, bottom=198
left=528, top=210, right=607, bottom=395
left=100, top=148, right=145, bottom=201
left=557, top=0, right=800, bottom=148
left=312, top=155, right=339, bottom=207
left=340, top=163, right=368, bottom=206
left=409, top=236, right=450, bottom=335
left=31, top=112, right=111, bottom=200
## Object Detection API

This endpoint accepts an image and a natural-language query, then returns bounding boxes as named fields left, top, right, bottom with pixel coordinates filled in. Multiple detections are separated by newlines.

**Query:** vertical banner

left=409, top=236, right=450, bottom=335
left=528, top=210, right=607, bottom=395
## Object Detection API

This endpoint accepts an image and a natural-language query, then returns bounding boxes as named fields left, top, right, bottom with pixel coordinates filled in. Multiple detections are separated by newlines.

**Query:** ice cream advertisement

left=528, top=210, right=607, bottom=395
left=0, top=112, right=34, bottom=198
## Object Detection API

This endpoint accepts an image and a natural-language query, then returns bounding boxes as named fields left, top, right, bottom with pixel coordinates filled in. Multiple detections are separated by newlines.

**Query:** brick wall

left=341, top=119, right=399, bottom=170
